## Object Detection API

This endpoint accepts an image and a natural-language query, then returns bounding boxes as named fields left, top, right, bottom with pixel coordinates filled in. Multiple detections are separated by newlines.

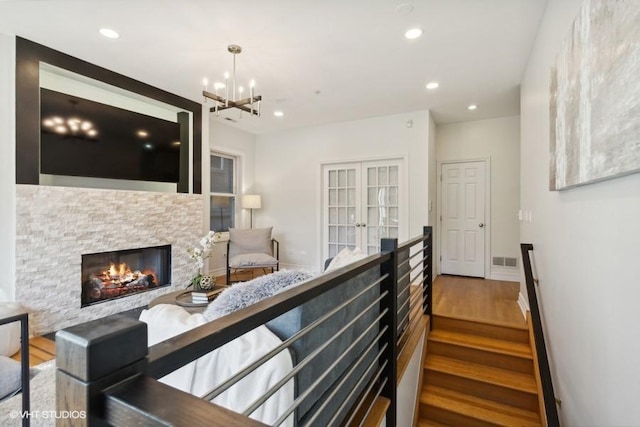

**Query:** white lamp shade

left=242, top=194, right=262, bottom=209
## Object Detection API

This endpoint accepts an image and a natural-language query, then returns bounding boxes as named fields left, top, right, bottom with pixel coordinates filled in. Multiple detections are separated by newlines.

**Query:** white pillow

left=326, top=247, right=367, bottom=271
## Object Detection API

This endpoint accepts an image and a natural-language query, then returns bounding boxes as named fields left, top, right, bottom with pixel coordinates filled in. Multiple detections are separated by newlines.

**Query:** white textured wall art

left=550, top=0, right=640, bottom=190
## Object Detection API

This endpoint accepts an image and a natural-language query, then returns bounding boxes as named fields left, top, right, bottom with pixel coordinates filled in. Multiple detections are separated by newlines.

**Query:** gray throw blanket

left=203, top=270, right=315, bottom=321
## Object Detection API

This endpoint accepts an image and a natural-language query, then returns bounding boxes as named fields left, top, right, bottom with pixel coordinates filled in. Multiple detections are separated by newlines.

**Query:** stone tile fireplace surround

left=16, top=184, right=203, bottom=335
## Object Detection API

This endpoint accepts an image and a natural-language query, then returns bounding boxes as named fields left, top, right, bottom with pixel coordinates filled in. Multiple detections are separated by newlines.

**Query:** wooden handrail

left=520, top=243, right=560, bottom=427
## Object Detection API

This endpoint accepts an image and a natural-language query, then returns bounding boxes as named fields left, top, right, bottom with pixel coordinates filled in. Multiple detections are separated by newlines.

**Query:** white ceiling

left=0, top=0, right=547, bottom=135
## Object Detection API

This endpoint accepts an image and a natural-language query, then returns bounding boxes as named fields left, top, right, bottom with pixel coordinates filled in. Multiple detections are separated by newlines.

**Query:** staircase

left=418, top=314, right=542, bottom=427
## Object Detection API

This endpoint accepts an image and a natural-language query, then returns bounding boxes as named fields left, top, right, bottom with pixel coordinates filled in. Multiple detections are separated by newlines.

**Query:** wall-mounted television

left=40, top=88, right=182, bottom=183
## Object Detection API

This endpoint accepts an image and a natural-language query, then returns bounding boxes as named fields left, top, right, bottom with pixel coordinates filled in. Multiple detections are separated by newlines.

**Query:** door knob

left=479, top=223, right=484, bottom=228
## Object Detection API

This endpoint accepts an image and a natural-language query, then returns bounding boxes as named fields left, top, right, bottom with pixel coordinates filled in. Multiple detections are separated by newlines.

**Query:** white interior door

left=440, top=161, right=486, bottom=277
left=362, top=161, right=401, bottom=254
left=324, top=164, right=361, bottom=259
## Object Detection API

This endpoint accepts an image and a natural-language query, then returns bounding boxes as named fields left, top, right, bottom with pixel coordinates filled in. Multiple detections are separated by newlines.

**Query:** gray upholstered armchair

left=226, top=227, right=279, bottom=284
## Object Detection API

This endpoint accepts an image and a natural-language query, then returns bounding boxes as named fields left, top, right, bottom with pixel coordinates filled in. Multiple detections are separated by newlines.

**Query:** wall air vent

left=504, top=257, right=518, bottom=267
left=493, top=256, right=518, bottom=268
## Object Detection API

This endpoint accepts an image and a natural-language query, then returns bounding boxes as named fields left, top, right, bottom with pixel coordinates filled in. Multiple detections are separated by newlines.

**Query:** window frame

left=210, top=152, right=238, bottom=238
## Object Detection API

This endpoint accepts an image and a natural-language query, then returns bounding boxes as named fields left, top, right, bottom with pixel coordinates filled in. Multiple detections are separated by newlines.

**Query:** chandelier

left=203, top=44, right=261, bottom=117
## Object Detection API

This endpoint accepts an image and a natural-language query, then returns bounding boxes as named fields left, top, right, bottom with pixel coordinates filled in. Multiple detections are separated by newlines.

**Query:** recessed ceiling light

left=144, top=143, right=153, bottom=150
left=395, top=3, right=414, bottom=14
left=405, top=28, right=422, bottom=40
left=468, top=104, right=478, bottom=110
left=172, top=141, right=181, bottom=146
left=426, top=81, right=439, bottom=90
left=136, top=130, right=149, bottom=138
left=274, top=111, right=284, bottom=117
left=99, top=28, right=120, bottom=39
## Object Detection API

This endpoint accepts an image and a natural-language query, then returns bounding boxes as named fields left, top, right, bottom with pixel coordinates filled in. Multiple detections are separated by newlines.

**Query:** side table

left=148, top=287, right=226, bottom=314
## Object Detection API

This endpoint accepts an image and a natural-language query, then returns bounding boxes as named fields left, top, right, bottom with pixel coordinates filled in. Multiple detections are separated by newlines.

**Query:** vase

left=191, top=274, right=215, bottom=291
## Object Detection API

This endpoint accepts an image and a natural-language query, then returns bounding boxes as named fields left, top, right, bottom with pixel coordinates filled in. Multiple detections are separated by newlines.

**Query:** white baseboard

left=488, top=267, right=520, bottom=282
left=517, top=291, right=530, bottom=320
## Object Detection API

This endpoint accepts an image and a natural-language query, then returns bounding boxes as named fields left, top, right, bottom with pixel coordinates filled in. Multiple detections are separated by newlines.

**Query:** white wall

left=427, top=113, right=438, bottom=279
left=255, top=111, right=432, bottom=270
left=437, top=116, right=521, bottom=280
left=0, top=33, right=15, bottom=301
left=521, top=0, right=640, bottom=424
left=397, top=333, right=425, bottom=427
left=208, top=120, right=257, bottom=274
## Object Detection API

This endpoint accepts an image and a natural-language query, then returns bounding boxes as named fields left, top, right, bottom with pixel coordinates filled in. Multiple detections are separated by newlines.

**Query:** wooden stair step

left=429, top=330, right=532, bottom=358
left=425, top=355, right=537, bottom=394
left=428, top=329, right=534, bottom=374
left=421, top=385, right=541, bottom=427
left=432, top=315, right=529, bottom=344
left=417, top=418, right=451, bottom=427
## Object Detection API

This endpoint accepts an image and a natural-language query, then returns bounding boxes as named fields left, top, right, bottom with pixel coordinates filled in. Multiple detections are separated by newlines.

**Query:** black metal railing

left=55, top=231, right=432, bottom=427
left=56, top=252, right=397, bottom=427
left=521, top=243, right=560, bottom=427
left=383, top=226, right=432, bottom=362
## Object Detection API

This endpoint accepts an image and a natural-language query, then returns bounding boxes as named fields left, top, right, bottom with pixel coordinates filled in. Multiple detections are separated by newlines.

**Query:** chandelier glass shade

left=203, top=44, right=261, bottom=117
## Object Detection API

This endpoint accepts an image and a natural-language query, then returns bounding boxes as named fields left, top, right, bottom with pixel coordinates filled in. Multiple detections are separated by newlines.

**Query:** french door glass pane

left=329, top=244, right=338, bottom=258
left=338, top=208, right=347, bottom=224
left=368, top=207, right=378, bottom=225
left=329, top=170, right=337, bottom=187
left=389, top=186, right=398, bottom=205
left=329, top=208, right=338, bottom=223
left=367, top=187, right=377, bottom=205
left=348, top=169, right=356, bottom=186
left=210, top=196, right=235, bottom=232
left=389, top=166, right=398, bottom=185
left=338, top=189, right=347, bottom=205
left=329, top=189, right=337, bottom=205
left=367, top=167, right=376, bottom=185
left=338, top=170, right=347, bottom=187
left=378, top=167, right=387, bottom=185
left=389, top=207, right=399, bottom=225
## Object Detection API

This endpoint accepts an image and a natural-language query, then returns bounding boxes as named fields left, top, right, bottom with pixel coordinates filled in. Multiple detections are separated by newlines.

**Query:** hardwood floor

left=419, top=275, right=542, bottom=426
left=432, top=275, right=525, bottom=326
left=11, top=336, right=56, bottom=367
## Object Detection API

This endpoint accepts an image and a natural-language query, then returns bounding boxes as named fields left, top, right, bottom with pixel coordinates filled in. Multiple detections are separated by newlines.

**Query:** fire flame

left=102, top=262, right=157, bottom=287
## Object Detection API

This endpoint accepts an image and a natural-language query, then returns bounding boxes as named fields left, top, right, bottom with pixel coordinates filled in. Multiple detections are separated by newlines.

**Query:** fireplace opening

left=81, top=245, right=171, bottom=307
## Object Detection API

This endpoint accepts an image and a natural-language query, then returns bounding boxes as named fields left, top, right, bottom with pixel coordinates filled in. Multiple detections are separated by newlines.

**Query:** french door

left=322, top=159, right=404, bottom=261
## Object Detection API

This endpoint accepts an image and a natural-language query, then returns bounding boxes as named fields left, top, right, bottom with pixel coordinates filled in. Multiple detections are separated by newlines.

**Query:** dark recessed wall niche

left=15, top=37, right=202, bottom=194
